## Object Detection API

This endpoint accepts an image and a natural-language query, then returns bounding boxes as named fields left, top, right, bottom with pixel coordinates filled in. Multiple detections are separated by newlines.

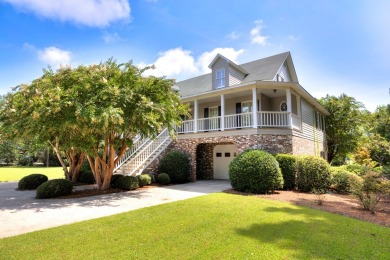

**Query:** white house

left=116, top=52, right=329, bottom=181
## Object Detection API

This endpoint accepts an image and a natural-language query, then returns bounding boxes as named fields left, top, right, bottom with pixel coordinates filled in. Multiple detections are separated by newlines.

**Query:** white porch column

left=220, top=94, right=225, bottom=131
left=194, top=99, right=198, bottom=133
left=286, top=89, right=293, bottom=129
left=252, top=88, right=258, bottom=128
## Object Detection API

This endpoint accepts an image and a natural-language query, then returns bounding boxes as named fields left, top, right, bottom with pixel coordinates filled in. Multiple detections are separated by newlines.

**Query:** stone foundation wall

left=164, top=134, right=293, bottom=181
left=292, top=136, right=326, bottom=158
left=144, top=134, right=327, bottom=181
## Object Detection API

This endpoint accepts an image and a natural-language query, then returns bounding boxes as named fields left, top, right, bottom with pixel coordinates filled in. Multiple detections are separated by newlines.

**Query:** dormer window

left=216, top=68, right=225, bottom=88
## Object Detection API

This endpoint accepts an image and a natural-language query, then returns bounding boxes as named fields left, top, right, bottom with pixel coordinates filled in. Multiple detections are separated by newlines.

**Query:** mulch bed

left=225, top=189, right=390, bottom=228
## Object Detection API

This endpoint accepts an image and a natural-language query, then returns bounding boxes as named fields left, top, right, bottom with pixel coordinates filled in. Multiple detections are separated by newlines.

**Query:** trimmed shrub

left=229, top=149, right=283, bottom=194
left=159, top=151, right=190, bottom=183
left=18, top=173, right=48, bottom=190
left=110, top=174, right=124, bottom=187
left=36, top=179, right=73, bottom=199
left=342, top=164, right=368, bottom=176
left=330, top=167, right=362, bottom=194
left=157, top=173, right=170, bottom=185
left=114, top=176, right=139, bottom=190
left=275, top=154, right=297, bottom=190
left=297, top=156, right=331, bottom=193
left=137, top=174, right=152, bottom=187
left=78, top=170, right=95, bottom=184
left=351, top=172, right=390, bottom=214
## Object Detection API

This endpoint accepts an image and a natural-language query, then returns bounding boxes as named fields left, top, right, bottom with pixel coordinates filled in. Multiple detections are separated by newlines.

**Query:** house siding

left=274, top=62, right=292, bottom=82
left=292, top=99, right=326, bottom=157
left=228, top=65, right=245, bottom=86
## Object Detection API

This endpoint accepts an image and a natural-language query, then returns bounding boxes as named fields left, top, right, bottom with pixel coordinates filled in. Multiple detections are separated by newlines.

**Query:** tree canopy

left=318, top=94, right=366, bottom=164
left=0, top=59, right=188, bottom=189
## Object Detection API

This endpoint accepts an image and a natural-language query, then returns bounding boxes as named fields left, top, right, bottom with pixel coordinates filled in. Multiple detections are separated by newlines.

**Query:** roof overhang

left=208, top=53, right=248, bottom=75
left=181, top=81, right=329, bottom=116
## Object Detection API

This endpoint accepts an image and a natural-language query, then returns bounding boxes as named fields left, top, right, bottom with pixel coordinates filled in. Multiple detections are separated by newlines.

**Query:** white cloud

left=250, top=20, right=269, bottom=46
left=140, top=48, right=198, bottom=78
left=140, top=47, right=244, bottom=80
left=3, top=0, right=130, bottom=27
left=227, top=31, right=240, bottom=40
left=102, top=32, right=122, bottom=44
left=197, top=48, right=244, bottom=74
left=288, top=35, right=300, bottom=41
left=38, top=47, right=71, bottom=67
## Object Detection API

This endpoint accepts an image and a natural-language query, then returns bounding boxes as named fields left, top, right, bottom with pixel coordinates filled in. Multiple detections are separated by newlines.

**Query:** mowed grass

left=0, top=167, right=64, bottom=182
left=1, top=193, right=389, bottom=259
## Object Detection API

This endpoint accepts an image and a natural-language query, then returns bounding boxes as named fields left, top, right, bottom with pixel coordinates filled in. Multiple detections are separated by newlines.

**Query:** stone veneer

left=151, top=134, right=293, bottom=181
left=292, top=136, right=326, bottom=158
left=144, top=134, right=326, bottom=181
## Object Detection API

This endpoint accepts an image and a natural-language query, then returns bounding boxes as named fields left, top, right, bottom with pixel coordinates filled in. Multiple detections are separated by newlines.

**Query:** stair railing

left=125, top=128, right=171, bottom=176
left=113, top=136, right=150, bottom=172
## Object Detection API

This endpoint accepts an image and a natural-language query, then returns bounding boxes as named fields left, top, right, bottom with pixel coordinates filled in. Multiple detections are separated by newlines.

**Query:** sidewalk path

left=0, top=180, right=231, bottom=238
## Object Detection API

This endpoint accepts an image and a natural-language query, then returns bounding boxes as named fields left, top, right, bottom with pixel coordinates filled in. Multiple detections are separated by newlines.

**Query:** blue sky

left=1, top=0, right=389, bottom=111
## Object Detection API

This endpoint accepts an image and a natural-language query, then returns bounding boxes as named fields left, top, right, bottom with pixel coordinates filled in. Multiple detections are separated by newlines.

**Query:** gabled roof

left=177, top=52, right=294, bottom=97
left=208, top=53, right=249, bottom=75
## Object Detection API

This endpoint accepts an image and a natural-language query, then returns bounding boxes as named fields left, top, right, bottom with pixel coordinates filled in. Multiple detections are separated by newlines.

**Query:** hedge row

left=229, top=151, right=364, bottom=195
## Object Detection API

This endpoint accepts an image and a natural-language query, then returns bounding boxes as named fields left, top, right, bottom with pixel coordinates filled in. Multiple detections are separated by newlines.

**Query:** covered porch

left=177, top=86, right=302, bottom=134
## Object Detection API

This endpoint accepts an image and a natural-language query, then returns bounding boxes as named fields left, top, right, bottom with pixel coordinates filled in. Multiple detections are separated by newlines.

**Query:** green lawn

left=0, top=167, right=64, bottom=182
left=1, top=193, right=389, bottom=259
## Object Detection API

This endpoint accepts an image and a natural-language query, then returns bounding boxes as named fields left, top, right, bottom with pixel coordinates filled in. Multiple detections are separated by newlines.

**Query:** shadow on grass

left=235, top=205, right=387, bottom=259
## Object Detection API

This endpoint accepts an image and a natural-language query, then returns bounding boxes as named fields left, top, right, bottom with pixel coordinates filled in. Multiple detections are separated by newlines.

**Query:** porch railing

left=258, top=111, right=289, bottom=127
left=177, top=111, right=301, bottom=133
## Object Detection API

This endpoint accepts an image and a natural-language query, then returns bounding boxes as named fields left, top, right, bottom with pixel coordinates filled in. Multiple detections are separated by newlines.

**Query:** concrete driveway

left=0, top=180, right=231, bottom=238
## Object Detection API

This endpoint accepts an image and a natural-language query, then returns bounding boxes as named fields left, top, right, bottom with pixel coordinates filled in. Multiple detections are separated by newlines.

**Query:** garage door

left=213, top=144, right=238, bottom=179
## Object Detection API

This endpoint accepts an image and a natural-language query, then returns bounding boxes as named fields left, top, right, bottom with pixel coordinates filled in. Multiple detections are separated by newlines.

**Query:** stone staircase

left=114, top=128, right=172, bottom=176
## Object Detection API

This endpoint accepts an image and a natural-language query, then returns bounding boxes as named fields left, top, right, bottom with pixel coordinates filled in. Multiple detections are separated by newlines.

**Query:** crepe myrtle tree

left=1, top=59, right=188, bottom=189
left=0, top=69, right=86, bottom=181
left=78, top=60, right=188, bottom=189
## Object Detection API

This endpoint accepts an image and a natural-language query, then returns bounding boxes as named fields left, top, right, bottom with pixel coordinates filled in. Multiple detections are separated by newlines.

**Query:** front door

left=213, top=144, right=238, bottom=179
left=209, top=106, right=219, bottom=130
left=241, top=101, right=253, bottom=127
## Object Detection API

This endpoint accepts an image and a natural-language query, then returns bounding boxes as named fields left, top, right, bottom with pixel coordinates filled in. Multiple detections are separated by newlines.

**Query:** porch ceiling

left=185, top=88, right=286, bottom=105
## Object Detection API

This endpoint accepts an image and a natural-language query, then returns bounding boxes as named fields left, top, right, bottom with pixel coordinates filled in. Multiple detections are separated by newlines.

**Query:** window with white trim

left=216, top=68, right=225, bottom=88
left=280, top=101, right=288, bottom=112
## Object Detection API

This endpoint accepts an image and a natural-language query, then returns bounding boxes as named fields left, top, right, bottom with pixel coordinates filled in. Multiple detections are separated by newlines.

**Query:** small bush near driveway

left=18, top=173, right=48, bottom=190
left=36, top=179, right=73, bottom=199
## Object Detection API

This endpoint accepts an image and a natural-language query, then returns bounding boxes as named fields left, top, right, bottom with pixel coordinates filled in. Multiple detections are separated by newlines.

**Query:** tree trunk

left=69, top=152, right=85, bottom=183
left=49, top=140, right=70, bottom=180
left=88, top=134, right=128, bottom=190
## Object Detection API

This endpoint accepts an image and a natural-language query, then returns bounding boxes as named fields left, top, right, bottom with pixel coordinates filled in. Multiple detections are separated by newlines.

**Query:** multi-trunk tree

left=0, top=59, right=188, bottom=189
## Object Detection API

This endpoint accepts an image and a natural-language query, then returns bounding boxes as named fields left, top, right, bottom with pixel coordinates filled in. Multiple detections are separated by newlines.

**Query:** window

left=241, top=101, right=253, bottom=113
left=277, top=74, right=284, bottom=82
left=225, top=152, right=231, bottom=157
left=216, top=153, right=222, bottom=157
left=216, top=68, right=225, bottom=88
left=280, top=101, right=288, bottom=112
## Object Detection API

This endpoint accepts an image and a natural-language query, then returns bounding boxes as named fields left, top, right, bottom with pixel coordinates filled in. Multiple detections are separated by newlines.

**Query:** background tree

left=371, top=104, right=390, bottom=141
left=318, top=94, right=366, bottom=164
